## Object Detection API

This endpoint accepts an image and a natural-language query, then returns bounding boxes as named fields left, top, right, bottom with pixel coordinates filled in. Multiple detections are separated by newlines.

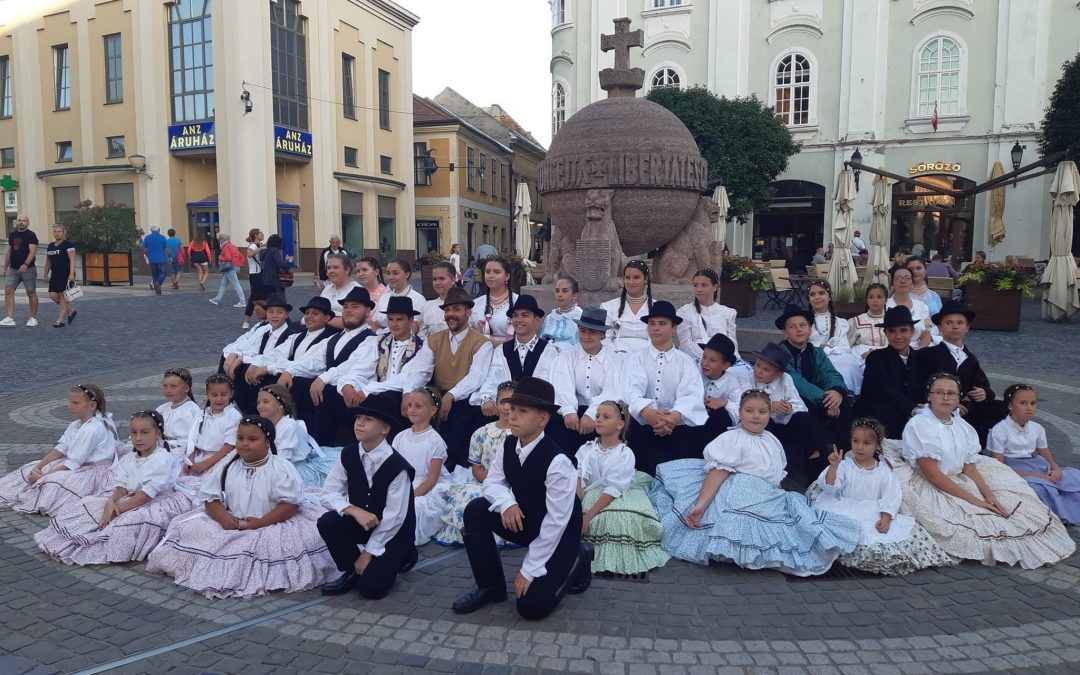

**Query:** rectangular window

left=491, top=160, right=498, bottom=198
left=552, top=0, right=566, bottom=27
left=271, top=0, right=309, bottom=130
left=104, top=34, right=123, bottom=103
left=377, top=69, right=391, bottom=130
left=414, top=142, right=431, bottom=186
left=341, top=190, right=363, bottom=254
left=341, top=53, right=356, bottom=119
left=53, top=186, right=80, bottom=223
left=501, top=164, right=507, bottom=201
left=344, top=146, right=358, bottom=168
left=0, top=56, right=11, bottom=118
left=653, top=0, right=682, bottom=6
left=168, top=0, right=214, bottom=123
left=479, top=153, right=487, bottom=193
left=466, top=147, right=476, bottom=190
left=103, top=182, right=134, bottom=208
left=53, top=44, right=71, bottom=110
left=380, top=155, right=392, bottom=174
left=377, top=195, right=396, bottom=265
left=56, top=141, right=73, bottom=163
left=0, top=147, right=14, bottom=168
left=106, top=136, right=126, bottom=159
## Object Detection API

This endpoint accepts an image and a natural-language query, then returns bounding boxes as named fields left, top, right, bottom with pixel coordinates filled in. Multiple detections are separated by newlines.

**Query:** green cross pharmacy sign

left=1, top=173, right=17, bottom=213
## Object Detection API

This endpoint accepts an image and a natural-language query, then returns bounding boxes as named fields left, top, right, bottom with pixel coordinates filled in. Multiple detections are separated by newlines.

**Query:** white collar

left=1006, top=416, right=1030, bottom=432
left=945, top=341, right=966, bottom=353
left=647, top=343, right=675, bottom=359
left=515, top=431, right=545, bottom=460
left=359, top=439, right=393, bottom=464
left=268, top=322, right=288, bottom=335
left=516, top=335, right=539, bottom=351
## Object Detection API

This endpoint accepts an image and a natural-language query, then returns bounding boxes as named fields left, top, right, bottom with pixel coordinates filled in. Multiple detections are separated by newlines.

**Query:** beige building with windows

left=0, top=0, right=418, bottom=270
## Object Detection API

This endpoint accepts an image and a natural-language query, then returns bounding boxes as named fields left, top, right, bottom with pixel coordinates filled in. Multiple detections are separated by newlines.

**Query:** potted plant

left=62, top=200, right=139, bottom=286
left=957, top=262, right=1038, bottom=331
left=719, top=255, right=768, bottom=317
left=419, top=249, right=447, bottom=299
left=501, top=250, right=538, bottom=293
left=833, top=281, right=867, bottom=319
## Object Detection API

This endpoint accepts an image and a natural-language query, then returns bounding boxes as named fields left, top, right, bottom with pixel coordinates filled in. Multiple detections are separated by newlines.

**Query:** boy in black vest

left=856, top=306, right=924, bottom=439
left=221, top=293, right=299, bottom=384
left=453, top=377, right=592, bottom=620
left=317, top=395, right=418, bottom=599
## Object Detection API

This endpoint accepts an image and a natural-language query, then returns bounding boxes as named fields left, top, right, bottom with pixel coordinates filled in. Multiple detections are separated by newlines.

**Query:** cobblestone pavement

left=1, top=288, right=1079, bottom=674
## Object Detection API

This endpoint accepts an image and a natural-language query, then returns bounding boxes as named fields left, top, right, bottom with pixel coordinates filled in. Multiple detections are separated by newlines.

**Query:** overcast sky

left=400, top=0, right=553, bottom=147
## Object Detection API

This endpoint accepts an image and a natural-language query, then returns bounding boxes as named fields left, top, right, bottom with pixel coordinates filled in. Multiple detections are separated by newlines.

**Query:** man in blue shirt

left=143, top=225, right=169, bottom=294
left=164, top=228, right=184, bottom=290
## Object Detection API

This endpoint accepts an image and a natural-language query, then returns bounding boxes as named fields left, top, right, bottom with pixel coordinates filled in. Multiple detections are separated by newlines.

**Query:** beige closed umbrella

left=514, top=182, right=533, bottom=259
left=1040, top=161, right=1080, bottom=321
left=711, top=185, right=730, bottom=245
left=827, top=169, right=859, bottom=299
left=864, top=172, right=891, bottom=286
left=988, top=161, right=1007, bottom=250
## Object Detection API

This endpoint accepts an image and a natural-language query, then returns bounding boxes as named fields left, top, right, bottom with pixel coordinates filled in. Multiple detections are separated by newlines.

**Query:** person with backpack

left=209, top=232, right=246, bottom=307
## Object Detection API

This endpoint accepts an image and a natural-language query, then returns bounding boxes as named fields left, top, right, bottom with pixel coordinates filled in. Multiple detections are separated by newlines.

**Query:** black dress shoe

left=452, top=587, right=507, bottom=614
left=321, top=571, right=358, bottom=596
left=567, top=542, right=594, bottom=595
left=400, top=547, right=419, bottom=573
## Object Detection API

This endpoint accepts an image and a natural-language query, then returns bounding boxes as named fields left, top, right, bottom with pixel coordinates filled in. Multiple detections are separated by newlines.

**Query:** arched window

left=650, top=67, right=680, bottom=90
left=552, top=81, right=567, bottom=136
left=917, top=36, right=961, bottom=117
left=774, top=53, right=811, bottom=126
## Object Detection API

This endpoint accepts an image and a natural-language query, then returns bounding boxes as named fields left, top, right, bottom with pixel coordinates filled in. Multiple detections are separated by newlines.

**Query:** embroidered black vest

left=502, top=337, right=549, bottom=382
left=324, top=328, right=375, bottom=369
left=340, top=443, right=416, bottom=546
left=501, top=435, right=580, bottom=542
left=258, top=322, right=302, bottom=354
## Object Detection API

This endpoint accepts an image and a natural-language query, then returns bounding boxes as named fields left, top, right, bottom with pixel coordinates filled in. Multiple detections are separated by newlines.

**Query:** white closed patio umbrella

left=514, top=182, right=533, bottom=259
left=864, top=172, right=891, bottom=286
left=711, top=184, right=730, bottom=245
left=1040, top=161, right=1080, bottom=321
left=827, top=169, right=859, bottom=299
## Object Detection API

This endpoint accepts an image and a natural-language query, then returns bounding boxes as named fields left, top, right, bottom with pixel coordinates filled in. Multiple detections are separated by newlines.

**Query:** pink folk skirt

left=0, top=459, right=114, bottom=516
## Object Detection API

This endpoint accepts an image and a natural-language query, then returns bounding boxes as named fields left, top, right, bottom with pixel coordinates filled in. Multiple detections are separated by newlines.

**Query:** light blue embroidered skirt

left=294, top=446, right=341, bottom=489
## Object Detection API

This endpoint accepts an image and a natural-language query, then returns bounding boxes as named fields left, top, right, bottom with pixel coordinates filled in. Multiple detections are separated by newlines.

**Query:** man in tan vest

left=416, top=287, right=494, bottom=468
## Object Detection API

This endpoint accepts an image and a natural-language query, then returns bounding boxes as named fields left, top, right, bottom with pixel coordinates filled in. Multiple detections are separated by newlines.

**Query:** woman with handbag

left=44, top=224, right=78, bottom=328
left=208, top=232, right=246, bottom=307
left=242, top=229, right=267, bottom=329
left=187, top=231, right=213, bottom=291
left=259, top=234, right=293, bottom=299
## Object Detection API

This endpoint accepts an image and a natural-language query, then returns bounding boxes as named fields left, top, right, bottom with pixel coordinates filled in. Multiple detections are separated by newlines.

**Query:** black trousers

left=626, top=419, right=703, bottom=477
left=288, top=377, right=321, bottom=438
left=856, top=399, right=910, bottom=441
left=232, top=365, right=278, bottom=415
left=808, top=395, right=855, bottom=452
left=767, top=411, right=821, bottom=486
left=441, top=401, right=485, bottom=470
left=316, top=511, right=415, bottom=600
left=688, top=408, right=734, bottom=450
left=961, top=399, right=1008, bottom=448
left=244, top=280, right=270, bottom=318
left=462, top=498, right=584, bottom=621
left=561, top=405, right=598, bottom=456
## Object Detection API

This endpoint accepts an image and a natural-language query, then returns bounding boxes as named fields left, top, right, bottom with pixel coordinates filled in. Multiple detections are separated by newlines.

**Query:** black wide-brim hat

left=340, top=286, right=376, bottom=309
left=574, top=306, right=610, bottom=332
left=440, top=287, right=475, bottom=309
left=639, top=300, right=682, bottom=325
left=506, top=294, right=545, bottom=318
left=699, top=333, right=736, bottom=363
left=265, top=293, right=293, bottom=312
left=385, top=295, right=420, bottom=317
left=353, top=395, right=403, bottom=432
left=504, top=376, right=559, bottom=412
left=299, top=296, right=334, bottom=315
left=774, top=304, right=814, bottom=331
left=931, top=299, right=976, bottom=326
left=876, top=305, right=918, bottom=328
left=756, top=341, right=791, bottom=371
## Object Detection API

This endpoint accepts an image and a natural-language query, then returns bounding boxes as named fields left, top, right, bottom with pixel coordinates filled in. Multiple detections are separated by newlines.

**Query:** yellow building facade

left=0, top=0, right=418, bottom=269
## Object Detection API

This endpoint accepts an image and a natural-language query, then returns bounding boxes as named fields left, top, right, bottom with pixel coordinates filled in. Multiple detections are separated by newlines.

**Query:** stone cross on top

left=599, top=18, right=645, bottom=98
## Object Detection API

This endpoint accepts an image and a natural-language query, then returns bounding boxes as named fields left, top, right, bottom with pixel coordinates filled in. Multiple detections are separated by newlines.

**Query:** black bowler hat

left=574, top=306, right=610, bottom=332
left=774, top=304, right=814, bottom=331
left=353, top=395, right=403, bottom=432
left=440, top=287, right=475, bottom=309
left=699, top=333, right=736, bottom=364
left=931, top=299, right=975, bottom=326
left=264, top=293, right=293, bottom=312
left=639, top=300, right=682, bottom=325
left=504, top=376, right=559, bottom=413
left=299, top=296, right=334, bottom=316
left=340, top=286, right=376, bottom=309
left=756, top=342, right=791, bottom=371
left=385, top=296, right=420, bottom=317
left=506, top=294, right=545, bottom=318
left=876, top=305, right=918, bottom=329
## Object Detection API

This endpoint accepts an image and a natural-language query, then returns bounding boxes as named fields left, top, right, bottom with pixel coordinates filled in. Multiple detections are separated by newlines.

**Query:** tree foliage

left=647, top=86, right=800, bottom=221
left=1039, top=53, right=1080, bottom=158
left=61, top=200, right=140, bottom=252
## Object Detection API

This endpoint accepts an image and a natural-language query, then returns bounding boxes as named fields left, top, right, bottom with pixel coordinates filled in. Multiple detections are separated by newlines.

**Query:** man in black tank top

left=452, top=377, right=593, bottom=620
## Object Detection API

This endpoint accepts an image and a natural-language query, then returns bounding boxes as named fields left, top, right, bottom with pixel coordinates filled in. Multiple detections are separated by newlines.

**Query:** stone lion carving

left=652, top=195, right=721, bottom=285
left=542, top=189, right=625, bottom=290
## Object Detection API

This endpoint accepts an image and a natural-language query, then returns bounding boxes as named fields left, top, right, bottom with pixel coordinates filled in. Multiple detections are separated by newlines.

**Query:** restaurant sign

left=274, top=125, right=313, bottom=158
left=909, top=161, right=962, bottom=175
left=167, top=122, right=215, bottom=151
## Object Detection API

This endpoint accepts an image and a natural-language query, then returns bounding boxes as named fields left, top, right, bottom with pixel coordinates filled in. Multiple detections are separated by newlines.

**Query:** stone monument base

left=523, top=283, right=693, bottom=313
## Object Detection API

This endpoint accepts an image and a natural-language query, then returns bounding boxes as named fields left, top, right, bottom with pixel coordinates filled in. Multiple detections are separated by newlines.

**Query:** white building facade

left=550, top=0, right=1080, bottom=265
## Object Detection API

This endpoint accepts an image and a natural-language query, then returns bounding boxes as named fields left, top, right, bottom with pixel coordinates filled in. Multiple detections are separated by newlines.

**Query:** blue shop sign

left=167, top=122, right=215, bottom=151
left=274, top=125, right=313, bottom=158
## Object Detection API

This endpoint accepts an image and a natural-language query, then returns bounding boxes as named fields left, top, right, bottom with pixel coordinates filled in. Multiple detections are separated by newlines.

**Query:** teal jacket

left=780, top=340, right=848, bottom=407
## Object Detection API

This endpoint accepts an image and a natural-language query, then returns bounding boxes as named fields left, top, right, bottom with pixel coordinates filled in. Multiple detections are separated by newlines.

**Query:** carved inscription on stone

left=538, top=152, right=708, bottom=193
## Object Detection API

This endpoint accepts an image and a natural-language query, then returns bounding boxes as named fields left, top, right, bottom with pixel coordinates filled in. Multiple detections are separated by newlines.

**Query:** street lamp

left=849, top=147, right=863, bottom=192
left=127, top=154, right=153, bottom=180
left=1010, top=141, right=1025, bottom=188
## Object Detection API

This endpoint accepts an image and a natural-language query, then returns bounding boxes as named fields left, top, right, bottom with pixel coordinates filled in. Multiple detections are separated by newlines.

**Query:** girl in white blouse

left=540, top=276, right=583, bottom=353
left=147, top=415, right=336, bottom=598
left=419, top=262, right=457, bottom=339
left=156, top=368, right=203, bottom=444
left=0, top=383, right=119, bottom=516
left=849, top=283, right=889, bottom=359
left=470, top=256, right=518, bottom=344
left=183, top=374, right=242, bottom=480
left=257, top=384, right=334, bottom=488
left=37, top=410, right=191, bottom=564
left=806, top=280, right=863, bottom=394
left=675, top=268, right=740, bottom=363
left=897, top=374, right=1074, bottom=568
left=391, top=388, right=451, bottom=545
left=600, top=260, right=653, bottom=354
left=372, top=258, right=427, bottom=334
left=576, top=401, right=669, bottom=575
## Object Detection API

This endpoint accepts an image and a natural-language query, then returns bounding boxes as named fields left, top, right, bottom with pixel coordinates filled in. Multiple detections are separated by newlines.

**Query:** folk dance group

left=1, top=256, right=1076, bottom=621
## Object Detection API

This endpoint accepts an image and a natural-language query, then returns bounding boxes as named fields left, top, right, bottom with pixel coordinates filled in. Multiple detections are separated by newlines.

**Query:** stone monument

left=538, top=17, right=718, bottom=292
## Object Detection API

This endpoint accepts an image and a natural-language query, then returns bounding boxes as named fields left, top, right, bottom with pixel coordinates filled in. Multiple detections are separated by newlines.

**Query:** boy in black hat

left=857, top=306, right=925, bottom=439
left=318, top=395, right=417, bottom=599
left=693, top=333, right=751, bottom=446
left=219, top=289, right=271, bottom=373
left=915, top=300, right=1006, bottom=445
left=279, top=287, right=377, bottom=441
left=452, top=376, right=591, bottom=620
left=622, top=300, right=707, bottom=475
left=559, top=306, right=618, bottom=450
left=747, top=342, right=818, bottom=487
left=222, top=294, right=301, bottom=401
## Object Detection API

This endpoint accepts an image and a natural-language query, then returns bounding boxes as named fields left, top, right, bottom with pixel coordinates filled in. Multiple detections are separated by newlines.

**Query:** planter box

left=721, top=280, right=757, bottom=318
left=834, top=302, right=864, bottom=319
left=82, top=251, right=133, bottom=286
left=963, top=282, right=1022, bottom=331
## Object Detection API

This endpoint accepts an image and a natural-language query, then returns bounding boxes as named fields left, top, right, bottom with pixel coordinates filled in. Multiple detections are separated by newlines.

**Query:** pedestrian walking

left=187, top=231, right=212, bottom=291
left=165, top=228, right=184, bottom=290
left=316, top=235, right=347, bottom=290
left=242, top=229, right=267, bottom=329
left=208, top=232, right=246, bottom=307
left=43, top=224, right=77, bottom=328
left=143, top=225, right=169, bottom=295
left=260, top=234, right=292, bottom=299
left=2, top=213, right=40, bottom=326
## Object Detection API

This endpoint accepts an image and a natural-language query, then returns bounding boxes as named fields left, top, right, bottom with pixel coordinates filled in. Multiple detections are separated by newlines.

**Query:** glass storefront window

left=378, top=195, right=396, bottom=264
left=341, top=190, right=363, bottom=255
left=891, top=174, right=975, bottom=263
left=168, top=0, right=213, bottom=124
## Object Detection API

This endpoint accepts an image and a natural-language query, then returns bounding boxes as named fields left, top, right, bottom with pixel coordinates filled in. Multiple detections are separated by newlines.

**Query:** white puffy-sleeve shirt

left=575, top=440, right=635, bottom=498
left=113, top=446, right=181, bottom=498
left=391, top=426, right=450, bottom=488
left=600, top=297, right=650, bottom=354
left=540, top=306, right=583, bottom=353
left=849, top=312, right=887, bottom=357
left=186, top=405, right=242, bottom=456
left=320, top=279, right=361, bottom=316
left=418, top=297, right=449, bottom=339
left=703, top=369, right=752, bottom=424
left=561, top=345, right=617, bottom=418
left=624, top=345, right=707, bottom=427
left=200, top=454, right=304, bottom=519
left=987, top=418, right=1047, bottom=460
left=814, top=456, right=902, bottom=517
left=810, top=313, right=853, bottom=355
left=58, top=414, right=118, bottom=470
left=469, top=292, right=518, bottom=341
left=156, top=400, right=203, bottom=443
left=273, top=416, right=320, bottom=463
left=901, top=412, right=982, bottom=476
left=703, top=427, right=787, bottom=486
left=675, top=302, right=739, bottom=361
left=745, top=373, right=807, bottom=424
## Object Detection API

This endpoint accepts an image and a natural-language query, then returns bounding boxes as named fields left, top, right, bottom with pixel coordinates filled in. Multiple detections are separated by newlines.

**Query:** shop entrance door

left=752, top=180, right=826, bottom=269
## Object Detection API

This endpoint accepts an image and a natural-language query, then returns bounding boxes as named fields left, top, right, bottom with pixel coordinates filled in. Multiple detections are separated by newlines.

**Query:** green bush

left=62, top=200, right=139, bottom=252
